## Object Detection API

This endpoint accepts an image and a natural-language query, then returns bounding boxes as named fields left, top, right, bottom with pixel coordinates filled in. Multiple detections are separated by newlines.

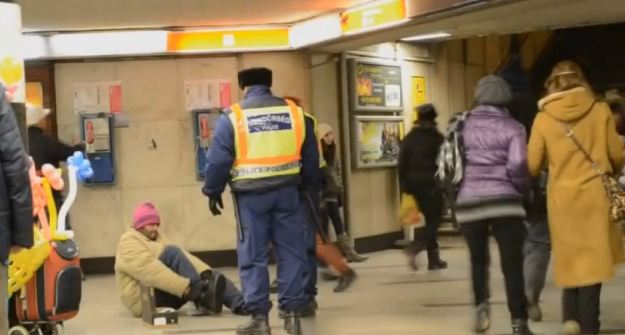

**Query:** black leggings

left=406, top=185, right=443, bottom=252
left=461, top=217, right=528, bottom=320
left=562, top=284, right=602, bottom=334
left=320, top=200, right=345, bottom=236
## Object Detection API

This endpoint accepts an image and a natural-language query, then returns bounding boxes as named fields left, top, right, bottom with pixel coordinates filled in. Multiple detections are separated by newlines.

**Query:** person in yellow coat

left=527, top=60, right=625, bottom=335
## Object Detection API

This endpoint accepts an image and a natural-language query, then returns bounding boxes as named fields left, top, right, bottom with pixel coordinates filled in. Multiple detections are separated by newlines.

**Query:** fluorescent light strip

left=401, top=32, right=451, bottom=41
left=343, top=0, right=404, bottom=14
left=342, top=19, right=409, bottom=36
left=22, top=35, right=47, bottom=60
left=290, top=14, right=342, bottom=48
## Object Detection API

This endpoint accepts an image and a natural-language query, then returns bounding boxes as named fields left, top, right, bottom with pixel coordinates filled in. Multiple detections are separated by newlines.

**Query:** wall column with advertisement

left=0, top=2, right=27, bottom=147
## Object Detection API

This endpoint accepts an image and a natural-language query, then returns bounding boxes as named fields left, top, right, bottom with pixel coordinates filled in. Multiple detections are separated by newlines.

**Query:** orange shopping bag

left=399, top=193, right=424, bottom=228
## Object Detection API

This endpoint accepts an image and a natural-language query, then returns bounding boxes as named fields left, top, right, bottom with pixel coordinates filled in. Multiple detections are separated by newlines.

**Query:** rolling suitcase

left=15, top=239, right=82, bottom=323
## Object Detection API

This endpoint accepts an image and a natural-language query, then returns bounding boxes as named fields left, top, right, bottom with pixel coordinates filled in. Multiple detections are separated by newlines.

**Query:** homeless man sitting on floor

left=115, top=202, right=247, bottom=317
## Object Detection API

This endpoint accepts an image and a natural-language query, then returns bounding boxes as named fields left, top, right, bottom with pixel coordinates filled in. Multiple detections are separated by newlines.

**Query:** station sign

left=167, top=28, right=290, bottom=52
left=340, top=0, right=407, bottom=34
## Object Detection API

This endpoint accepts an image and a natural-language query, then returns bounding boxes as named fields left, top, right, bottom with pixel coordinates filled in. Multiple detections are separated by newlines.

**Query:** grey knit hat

left=475, top=75, right=512, bottom=106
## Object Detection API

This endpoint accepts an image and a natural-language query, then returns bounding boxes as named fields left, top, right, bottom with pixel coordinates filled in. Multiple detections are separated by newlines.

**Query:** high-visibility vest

left=228, top=100, right=306, bottom=183
left=304, top=112, right=327, bottom=168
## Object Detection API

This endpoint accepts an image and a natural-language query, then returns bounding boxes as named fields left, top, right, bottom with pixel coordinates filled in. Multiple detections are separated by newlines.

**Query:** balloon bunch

left=28, top=158, right=63, bottom=240
left=58, top=152, right=93, bottom=234
left=67, top=152, right=94, bottom=182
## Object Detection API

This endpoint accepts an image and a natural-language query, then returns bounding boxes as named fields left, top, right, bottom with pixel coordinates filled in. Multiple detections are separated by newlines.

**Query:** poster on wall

left=0, top=3, right=25, bottom=103
left=184, top=79, right=232, bottom=111
left=412, top=76, right=427, bottom=121
left=26, top=82, right=44, bottom=107
left=73, top=81, right=123, bottom=114
left=348, top=58, right=403, bottom=112
left=352, top=115, right=404, bottom=169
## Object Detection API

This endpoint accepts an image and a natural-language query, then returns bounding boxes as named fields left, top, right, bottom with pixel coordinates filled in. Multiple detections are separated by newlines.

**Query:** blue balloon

left=67, top=151, right=93, bottom=182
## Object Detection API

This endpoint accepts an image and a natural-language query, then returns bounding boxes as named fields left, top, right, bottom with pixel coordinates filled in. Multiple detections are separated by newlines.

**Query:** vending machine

left=191, top=108, right=221, bottom=181
left=79, top=113, right=116, bottom=185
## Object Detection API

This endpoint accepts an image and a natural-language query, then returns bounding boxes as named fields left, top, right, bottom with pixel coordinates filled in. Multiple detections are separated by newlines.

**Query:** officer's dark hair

left=238, top=68, right=273, bottom=89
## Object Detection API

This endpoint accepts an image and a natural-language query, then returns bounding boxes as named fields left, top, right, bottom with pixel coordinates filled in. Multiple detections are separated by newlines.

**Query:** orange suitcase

left=15, top=239, right=82, bottom=322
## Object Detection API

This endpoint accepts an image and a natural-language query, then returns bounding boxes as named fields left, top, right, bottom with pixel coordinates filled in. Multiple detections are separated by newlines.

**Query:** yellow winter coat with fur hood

left=528, top=87, right=625, bottom=288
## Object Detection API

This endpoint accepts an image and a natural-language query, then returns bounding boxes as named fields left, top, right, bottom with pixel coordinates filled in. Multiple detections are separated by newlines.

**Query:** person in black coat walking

left=26, top=105, right=84, bottom=230
left=0, top=85, right=34, bottom=333
left=398, top=103, right=447, bottom=271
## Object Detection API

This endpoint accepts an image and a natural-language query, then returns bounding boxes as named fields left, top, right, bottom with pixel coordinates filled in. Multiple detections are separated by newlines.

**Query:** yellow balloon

left=0, top=57, right=24, bottom=85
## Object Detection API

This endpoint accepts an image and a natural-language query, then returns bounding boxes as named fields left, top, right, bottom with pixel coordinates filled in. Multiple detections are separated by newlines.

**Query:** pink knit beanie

left=133, top=202, right=160, bottom=230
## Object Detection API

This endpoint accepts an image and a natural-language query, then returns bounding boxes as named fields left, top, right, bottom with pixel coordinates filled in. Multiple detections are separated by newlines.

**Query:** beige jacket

left=528, top=87, right=625, bottom=287
left=114, top=229, right=210, bottom=317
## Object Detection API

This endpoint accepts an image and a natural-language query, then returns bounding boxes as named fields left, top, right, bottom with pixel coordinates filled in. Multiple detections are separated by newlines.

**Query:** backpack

left=436, top=111, right=470, bottom=199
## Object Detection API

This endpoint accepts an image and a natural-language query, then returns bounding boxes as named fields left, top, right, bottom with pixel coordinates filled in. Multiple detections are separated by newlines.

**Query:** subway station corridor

left=68, top=239, right=625, bottom=335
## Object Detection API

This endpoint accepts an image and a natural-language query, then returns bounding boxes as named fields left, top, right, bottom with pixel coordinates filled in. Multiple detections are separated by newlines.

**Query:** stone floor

left=61, top=239, right=625, bottom=335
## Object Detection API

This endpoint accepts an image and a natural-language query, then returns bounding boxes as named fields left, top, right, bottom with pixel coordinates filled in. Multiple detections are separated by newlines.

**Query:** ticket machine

left=79, top=113, right=116, bottom=185
left=191, top=109, right=221, bottom=180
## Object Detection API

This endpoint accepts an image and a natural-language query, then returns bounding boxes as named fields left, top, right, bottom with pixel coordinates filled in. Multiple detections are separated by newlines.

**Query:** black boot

left=512, top=319, right=534, bottom=335
left=427, top=249, right=448, bottom=270
left=284, top=311, right=302, bottom=335
left=334, top=269, right=357, bottom=293
left=237, top=315, right=272, bottom=335
left=279, top=299, right=316, bottom=319
left=197, top=271, right=226, bottom=314
left=269, top=279, right=279, bottom=294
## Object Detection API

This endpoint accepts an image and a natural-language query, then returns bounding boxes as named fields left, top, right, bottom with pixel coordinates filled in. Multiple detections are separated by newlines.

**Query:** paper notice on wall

left=74, top=81, right=123, bottom=114
left=185, top=79, right=232, bottom=111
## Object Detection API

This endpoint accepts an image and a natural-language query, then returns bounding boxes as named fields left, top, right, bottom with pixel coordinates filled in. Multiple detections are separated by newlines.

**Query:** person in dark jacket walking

left=398, top=103, right=447, bottom=271
left=455, top=76, right=532, bottom=335
left=0, top=85, right=34, bottom=333
left=26, top=105, right=84, bottom=229
left=523, top=170, right=550, bottom=323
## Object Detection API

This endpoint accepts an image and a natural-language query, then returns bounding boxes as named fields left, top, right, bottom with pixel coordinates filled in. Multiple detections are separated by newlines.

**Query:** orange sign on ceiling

left=340, top=0, right=406, bottom=34
left=167, top=28, right=290, bottom=52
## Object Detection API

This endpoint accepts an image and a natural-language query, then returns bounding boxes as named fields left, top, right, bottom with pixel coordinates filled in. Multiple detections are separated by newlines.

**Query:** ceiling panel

left=18, top=0, right=365, bottom=32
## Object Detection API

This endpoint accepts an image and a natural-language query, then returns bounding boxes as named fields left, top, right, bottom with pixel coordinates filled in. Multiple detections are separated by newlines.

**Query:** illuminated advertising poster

left=349, top=59, right=403, bottom=112
left=353, top=115, right=404, bottom=168
left=0, top=3, right=26, bottom=103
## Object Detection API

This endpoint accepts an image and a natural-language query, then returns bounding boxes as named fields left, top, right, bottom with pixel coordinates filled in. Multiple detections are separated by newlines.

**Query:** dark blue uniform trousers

left=303, top=187, right=320, bottom=301
left=236, top=186, right=309, bottom=314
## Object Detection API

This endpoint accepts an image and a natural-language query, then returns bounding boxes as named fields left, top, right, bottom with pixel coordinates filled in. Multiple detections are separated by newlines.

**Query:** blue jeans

left=156, top=246, right=244, bottom=311
left=523, top=218, right=551, bottom=302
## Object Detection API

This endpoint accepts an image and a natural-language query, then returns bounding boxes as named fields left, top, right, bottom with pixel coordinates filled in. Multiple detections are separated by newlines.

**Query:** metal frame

left=351, top=114, right=404, bottom=169
left=347, top=57, right=404, bottom=113
left=78, top=112, right=116, bottom=187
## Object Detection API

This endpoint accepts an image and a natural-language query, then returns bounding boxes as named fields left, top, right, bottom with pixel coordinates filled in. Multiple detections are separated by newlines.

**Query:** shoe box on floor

left=141, top=285, right=179, bottom=327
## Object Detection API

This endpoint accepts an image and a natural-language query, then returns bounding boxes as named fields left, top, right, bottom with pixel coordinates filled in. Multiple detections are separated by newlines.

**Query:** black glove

left=209, top=196, right=224, bottom=216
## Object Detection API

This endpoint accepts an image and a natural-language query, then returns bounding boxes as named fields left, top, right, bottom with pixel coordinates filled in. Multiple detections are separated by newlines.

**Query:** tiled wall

left=55, top=52, right=312, bottom=258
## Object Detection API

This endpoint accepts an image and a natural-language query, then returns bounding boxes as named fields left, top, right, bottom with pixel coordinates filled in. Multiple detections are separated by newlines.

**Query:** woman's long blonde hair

left=544, top=60, right=592, bottom=95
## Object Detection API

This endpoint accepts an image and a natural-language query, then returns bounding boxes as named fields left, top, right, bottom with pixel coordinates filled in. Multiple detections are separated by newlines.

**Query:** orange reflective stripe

left=231, top=103, right=247, bottom=160
left=285, top=99, right=304, bottom=156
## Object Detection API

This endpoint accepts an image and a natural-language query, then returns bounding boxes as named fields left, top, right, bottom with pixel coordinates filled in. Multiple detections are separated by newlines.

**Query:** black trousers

left=461, top=217, right=528, bottom=320
left=562, top=284, right=602, bottom=334
left=406, top=184, right=443, bottom=252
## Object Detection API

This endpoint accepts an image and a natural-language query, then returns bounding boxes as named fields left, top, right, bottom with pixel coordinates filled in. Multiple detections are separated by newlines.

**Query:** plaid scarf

left=436, top=111, right=470, bottom=190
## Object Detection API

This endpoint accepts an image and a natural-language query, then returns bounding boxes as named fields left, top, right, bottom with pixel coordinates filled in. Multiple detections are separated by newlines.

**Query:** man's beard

left=148, top=231, right=158, bottom=240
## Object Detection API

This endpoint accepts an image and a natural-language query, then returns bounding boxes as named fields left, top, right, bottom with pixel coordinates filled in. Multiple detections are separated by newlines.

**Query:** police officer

left=202, top=68, right=320, bottom=335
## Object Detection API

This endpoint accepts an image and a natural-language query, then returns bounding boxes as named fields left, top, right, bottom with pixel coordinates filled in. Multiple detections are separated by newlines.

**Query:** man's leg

left=236, top=192, right=272, bottom=335
left=272, top=187, right=309, bottom=334
left=523, top=219, right=551, bottom=322
left=155, top=290, right=188, bottom=310
left=159, top=245, right=202, bottom=282
left=211, top=270, right=246, bottom=314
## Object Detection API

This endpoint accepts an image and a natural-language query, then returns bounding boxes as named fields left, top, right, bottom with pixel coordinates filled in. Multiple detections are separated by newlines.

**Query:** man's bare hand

left=9, top=245, right=26, bottom=254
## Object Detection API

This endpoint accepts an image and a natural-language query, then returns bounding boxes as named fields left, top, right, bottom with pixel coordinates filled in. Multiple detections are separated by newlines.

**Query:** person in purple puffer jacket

left=456, top=75, right=532, bottom=335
